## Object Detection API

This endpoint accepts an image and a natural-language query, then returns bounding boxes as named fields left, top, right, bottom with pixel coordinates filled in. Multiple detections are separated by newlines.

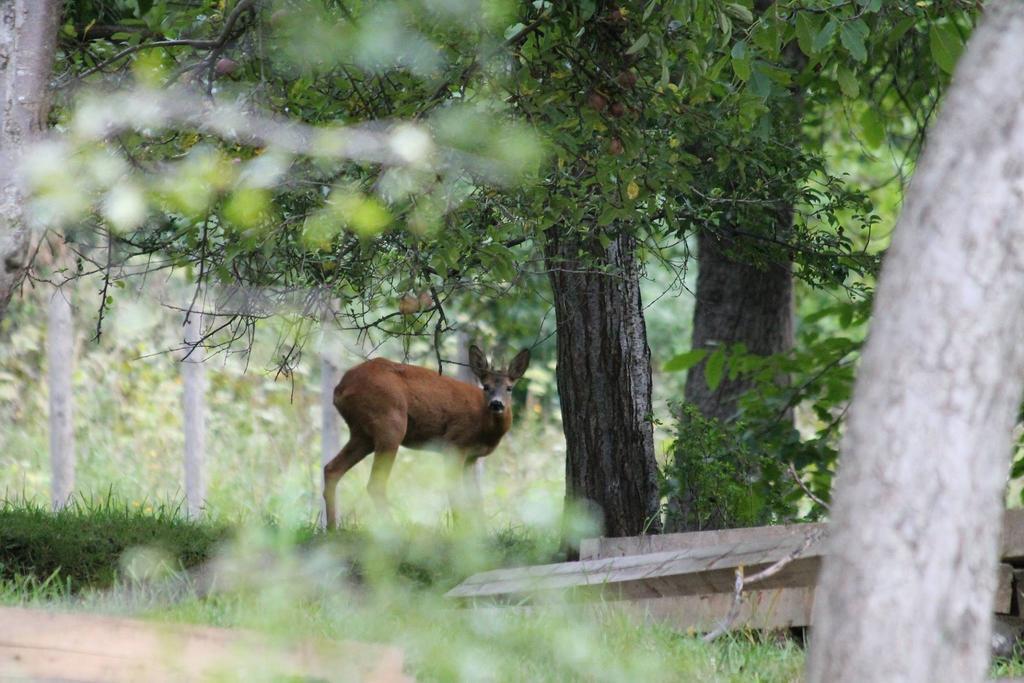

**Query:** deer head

left=469, top=345, right=531, bottom=414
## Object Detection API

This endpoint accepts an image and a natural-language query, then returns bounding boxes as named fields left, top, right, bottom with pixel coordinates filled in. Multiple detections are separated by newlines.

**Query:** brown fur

left=323, top=347, right=529, bottom=529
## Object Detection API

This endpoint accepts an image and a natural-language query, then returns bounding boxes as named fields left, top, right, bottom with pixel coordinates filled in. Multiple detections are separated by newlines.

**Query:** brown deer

left=323, top=345, right=530, bottom=529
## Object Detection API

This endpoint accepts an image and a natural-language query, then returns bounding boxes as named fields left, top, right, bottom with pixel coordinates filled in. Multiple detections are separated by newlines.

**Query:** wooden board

left=583, top=508, right=1024, bottom=564
left=0, top=607, right=411, bottom=683
left=1002, top=509, right=1024, bottom=563
left=997, top=563, right=1014, bottom=615
left=447, top=533, right=825, bottom=602
left=579, top=521, right=826, bottom=561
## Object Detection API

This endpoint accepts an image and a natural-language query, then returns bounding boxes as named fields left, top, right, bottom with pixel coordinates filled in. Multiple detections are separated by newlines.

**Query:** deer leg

left=448, top=454, right=482, bottom=528
left=462, top=456, right=483, bottom=509
left=365, top=412, right=405, bottom=519
left=366, top=449, right=398, bottom=519
left=323, top=436, right=372, bottom=531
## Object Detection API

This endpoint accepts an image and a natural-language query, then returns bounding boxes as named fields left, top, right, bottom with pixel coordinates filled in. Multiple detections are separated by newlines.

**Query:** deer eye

left=482, top=384, right=491, bottom=391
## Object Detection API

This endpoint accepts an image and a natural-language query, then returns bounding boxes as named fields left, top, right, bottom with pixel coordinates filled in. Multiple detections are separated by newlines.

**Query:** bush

left=660, top=404, right=792, bottom=532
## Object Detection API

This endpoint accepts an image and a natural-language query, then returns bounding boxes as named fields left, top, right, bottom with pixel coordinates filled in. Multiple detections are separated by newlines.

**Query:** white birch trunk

left=0, top=1, right=61, bottom=322
left=182, top=314, right=206, bottom=518
left=47, top=288, right=74, bottom=509
left=807, top=4, right=1024, bottom=681
left=319, top=349, right=343, bottom=527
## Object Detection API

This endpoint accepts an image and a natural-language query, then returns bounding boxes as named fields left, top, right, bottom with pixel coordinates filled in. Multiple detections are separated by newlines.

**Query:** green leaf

left=731, top=40, right=751, bottom=81
left=795, top=12, right=821, bottom=57
left=836, top=66, right=859, bottom=98
left=724, top=3, right=754, bottom=24
left=663, top=349, right=708, bottom=372
left=752, top=22, right=781, bottom=57
left=748, top=67, right=772, bottom=97
left=930, top=23, right=964, bottom=74
left=886, top=16, right=915, bottom=49
left=860, top=108, right=885, bottom=148
left=705, top=348, right=727, bottom=391
left=840, top=22, right=867, bottom=62
left=813, top=19, right=837, bottom=53
left=625, top=33, right=650, bottom=55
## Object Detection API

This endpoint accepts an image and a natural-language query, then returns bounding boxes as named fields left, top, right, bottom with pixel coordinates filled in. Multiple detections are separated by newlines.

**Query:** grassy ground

left=5, top=501, right=1024, bottom=682
left=0, top=498, right=809, bottom=682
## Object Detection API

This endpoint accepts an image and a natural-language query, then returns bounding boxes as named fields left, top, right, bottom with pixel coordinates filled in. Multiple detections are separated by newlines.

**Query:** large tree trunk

left=668, top=225, right=794, bottom=532
left=545, top=229, right=661, bottom=539
left=807, top=4, right=1024, bottom=681
left=683, top=228, right=793, bottom=423
left=0, top=1, right=61, bottom=322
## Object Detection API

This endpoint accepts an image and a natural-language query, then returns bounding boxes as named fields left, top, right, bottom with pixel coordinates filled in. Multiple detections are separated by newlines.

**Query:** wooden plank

left=634, top=566, right=1010, bottom=629
left=583, top=508, right=1024, bottom=564
left=626, top=586, right=815, bottom=631
left=447, top=533, right=825, bottom=601
left=466, top=585, right=816, bottom=633
left=998, top=563, right=1014, bottom=615
left=579, top=521, right=825, bottom=561
left=1002, top=509, right=1024, bottom=564
left=0, top=607, right=411, bottom=683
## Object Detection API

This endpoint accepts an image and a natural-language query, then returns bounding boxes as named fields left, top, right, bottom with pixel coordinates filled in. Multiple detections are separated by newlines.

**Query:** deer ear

left=468, top=345, right=489, bottom=380
left=507, top=348, right=531, bottom=381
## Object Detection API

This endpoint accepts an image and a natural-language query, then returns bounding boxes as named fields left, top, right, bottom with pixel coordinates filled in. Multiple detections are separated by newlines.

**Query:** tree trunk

left=320, top=344, right=343, bottom=527
left=807, top=4, right=1024, bottom=681
left=0, top=1, right=61, bottom=322
left=47, top=287, right=74, bottom=509
left=683, top=227, right=793, bottom=423
left=668, top=224, right=794, bottom=532
left=545, top=229, right=661, bottom=538
left=182, top=313, right=206, bottom=518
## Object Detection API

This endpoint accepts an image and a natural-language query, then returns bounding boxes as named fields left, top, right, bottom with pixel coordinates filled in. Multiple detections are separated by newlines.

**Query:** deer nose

left=489, top=400, right=505, bottom=412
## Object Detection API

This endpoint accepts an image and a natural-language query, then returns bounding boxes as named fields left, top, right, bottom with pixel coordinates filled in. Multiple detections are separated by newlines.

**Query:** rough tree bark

left=47, top=287, right=74, bottom=509
left=807, top=4, right=1024, bottom=681
left=546, top=229, right=661, bottom=538
left=182, top=313, right=206, bottom=518
left=0, top=1, right=62, bottom=323
left=683, top=228, right=794, bottom=424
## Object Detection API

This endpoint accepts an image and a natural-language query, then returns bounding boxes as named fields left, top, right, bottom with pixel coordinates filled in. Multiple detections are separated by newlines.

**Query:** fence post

left=47, top=287, right=75, bottom=510
left=182, top=312, right=206, bottom=518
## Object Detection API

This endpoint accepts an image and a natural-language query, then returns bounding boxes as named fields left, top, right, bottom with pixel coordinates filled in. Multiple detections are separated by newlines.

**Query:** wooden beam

left=0, top=607, right=411, bottom=683
left=447, top=533, right=825, bottom=602
left=582, top=508, right=1024, bottom=564
left=1002, top=509, right=1024, bottom=563
left=579, top=521, right=825, bottom=561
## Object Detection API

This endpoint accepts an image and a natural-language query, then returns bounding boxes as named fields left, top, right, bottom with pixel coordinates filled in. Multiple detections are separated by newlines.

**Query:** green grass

left=0, top=494, right=225, bottom=591
left=0, top=497, right=807, bottom=682
left=4, top=498, right=1024, bottom=682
